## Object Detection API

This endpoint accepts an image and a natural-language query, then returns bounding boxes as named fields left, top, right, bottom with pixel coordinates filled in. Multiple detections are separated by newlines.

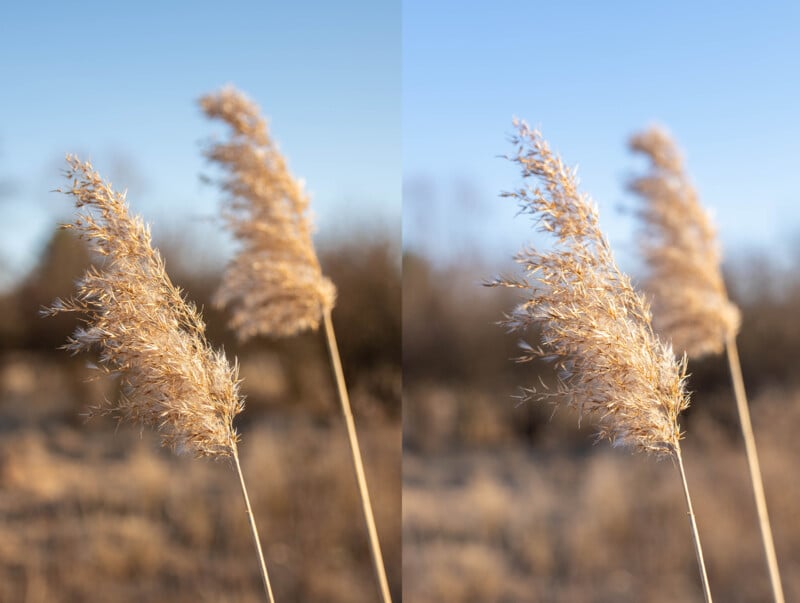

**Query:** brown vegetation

left=404, top=246, right=800, bottom=601
left=0, top=220, right=400, bottom=601
left=404, top=389, right=800, bottom=602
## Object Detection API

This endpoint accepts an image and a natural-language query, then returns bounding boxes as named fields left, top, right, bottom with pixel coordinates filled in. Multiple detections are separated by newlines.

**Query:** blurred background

left=6, top=1, right=800, bottom=601
left=403, top=2, right=800, bottom=602
left=0, top=2, right=400, bottom=601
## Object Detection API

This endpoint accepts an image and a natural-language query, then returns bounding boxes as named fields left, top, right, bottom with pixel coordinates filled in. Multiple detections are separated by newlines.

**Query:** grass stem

left=675, top=443, right=713, bottom=603
left=323, top=309, right=393, bottom=603
left=232, top=442, right=276, bottom=603
left=725, top=335, right=784, bottom=603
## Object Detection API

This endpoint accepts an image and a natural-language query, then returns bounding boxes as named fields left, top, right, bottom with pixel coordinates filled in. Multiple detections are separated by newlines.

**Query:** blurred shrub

left=0, top=228, right=90, bottom=352
left=403, top=252, right=533, bottom=386
left=321, top=236, right=401, bottom=378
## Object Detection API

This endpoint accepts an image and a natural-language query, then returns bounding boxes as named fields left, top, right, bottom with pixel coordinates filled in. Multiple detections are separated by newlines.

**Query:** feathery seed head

left=199, top=86, right=336, bottom=340
left=43, top=156, right=244, bottom=458
left=490, top=120, right=690, bottom=457
left=629, top=126, right=740, bottom=358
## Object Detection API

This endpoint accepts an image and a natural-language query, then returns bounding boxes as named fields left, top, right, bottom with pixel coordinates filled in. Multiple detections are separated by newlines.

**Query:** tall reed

left=488, top=120, right=712, bottom=601
left=42, top=157, right=276, bottom=603
left=629, top=126, right=784, bottom=603
left=199, top=86, right=392, bottom=603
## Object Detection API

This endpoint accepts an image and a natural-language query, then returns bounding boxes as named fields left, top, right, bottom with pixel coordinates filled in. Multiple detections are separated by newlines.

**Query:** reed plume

left=630, top=125, right=784, bottom=603
left=43, top=156, right=276, bottom=602
left=628, top=126, right=740, bottom=357
left=489, top=120, right=712, bottom=601
left=199, top=86, right=335, bottom=339
left=200, top=86, right=392, bottom=603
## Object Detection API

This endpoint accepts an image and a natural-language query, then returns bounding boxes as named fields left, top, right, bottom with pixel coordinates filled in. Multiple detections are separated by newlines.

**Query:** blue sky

left=404, top=1, right=800, bottom=275
left=0, top=1, right=400, bottom=289
left=3, top=2, right=799, bottom=290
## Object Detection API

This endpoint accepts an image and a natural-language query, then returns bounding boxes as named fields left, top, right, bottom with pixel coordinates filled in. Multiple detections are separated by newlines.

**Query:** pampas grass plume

left=629, top=125, right=784, bottom=603
left=43, top=156, right=243, bottom=458
left=628, top=126, right=740, bottom=358
left=44, top=155, right=277, bottom=601
left=200, top=85, right=393, bottom=603
left=489, top=120, right=689, bottom=457
left=199, top=86, right=336, bottom=339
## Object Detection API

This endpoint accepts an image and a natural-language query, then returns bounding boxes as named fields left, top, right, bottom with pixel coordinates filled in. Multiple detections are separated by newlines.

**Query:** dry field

left=0, top=310, right=400, bottom=601
left=404, top=384, right=800, bottom=602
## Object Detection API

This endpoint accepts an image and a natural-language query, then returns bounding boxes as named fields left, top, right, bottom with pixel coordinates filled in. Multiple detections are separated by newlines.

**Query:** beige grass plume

left=43, top=156, right=243, bottom=458
left=200, top=86, right=392, bottom=603
left=199, top=86, right=336, bottom=339
left=490, top=120, right=689, bottom=457
left=489, top=121, right=712, bottom=600
left=630, top=126, right=784, bottom=603
left=628, top=126, right=740, bottom=357
left=43, top=156, right=276, bottom=602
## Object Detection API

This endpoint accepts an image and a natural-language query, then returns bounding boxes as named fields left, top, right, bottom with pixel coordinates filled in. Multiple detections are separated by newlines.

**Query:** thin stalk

left=323, top=309, right=393, bottom=603
left=232, top=442, right=276, bottom=603
left=675, top=443, right=713, bottom=603
left=725, top=335, right=784, bottom=603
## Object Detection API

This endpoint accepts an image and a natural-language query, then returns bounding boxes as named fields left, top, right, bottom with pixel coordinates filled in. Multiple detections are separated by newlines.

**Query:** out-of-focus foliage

left=1, top=229, right=91, bottom=351
left=323, top=238, right=401, bottom=379
left=403, top=252, right=536, bottom=387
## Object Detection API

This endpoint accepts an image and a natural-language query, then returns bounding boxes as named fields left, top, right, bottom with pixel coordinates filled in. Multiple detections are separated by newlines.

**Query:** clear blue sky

left=4, top=2, right=799, bottom=289
left=404, top=1, right=800, bottom=275
left=0, top=0, right=400, bottom=289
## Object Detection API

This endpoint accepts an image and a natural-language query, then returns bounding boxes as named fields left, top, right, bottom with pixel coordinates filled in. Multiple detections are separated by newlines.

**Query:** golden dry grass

left=201, top=85, right=394, bottom=601
left=0, top=353, right=401, bottom=602
left=630, top=125, right=784, bottom=602
left=628, top=126, right=740, bottom=358
left=404, top=247, right=800, bottom=602
left=403, top=385, right=800, bottom=603
left=199, top=86, right=336, bottom=340
left=44, top=157, right=243, bottom=458
left=489, top=121, right=689, bottom=456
